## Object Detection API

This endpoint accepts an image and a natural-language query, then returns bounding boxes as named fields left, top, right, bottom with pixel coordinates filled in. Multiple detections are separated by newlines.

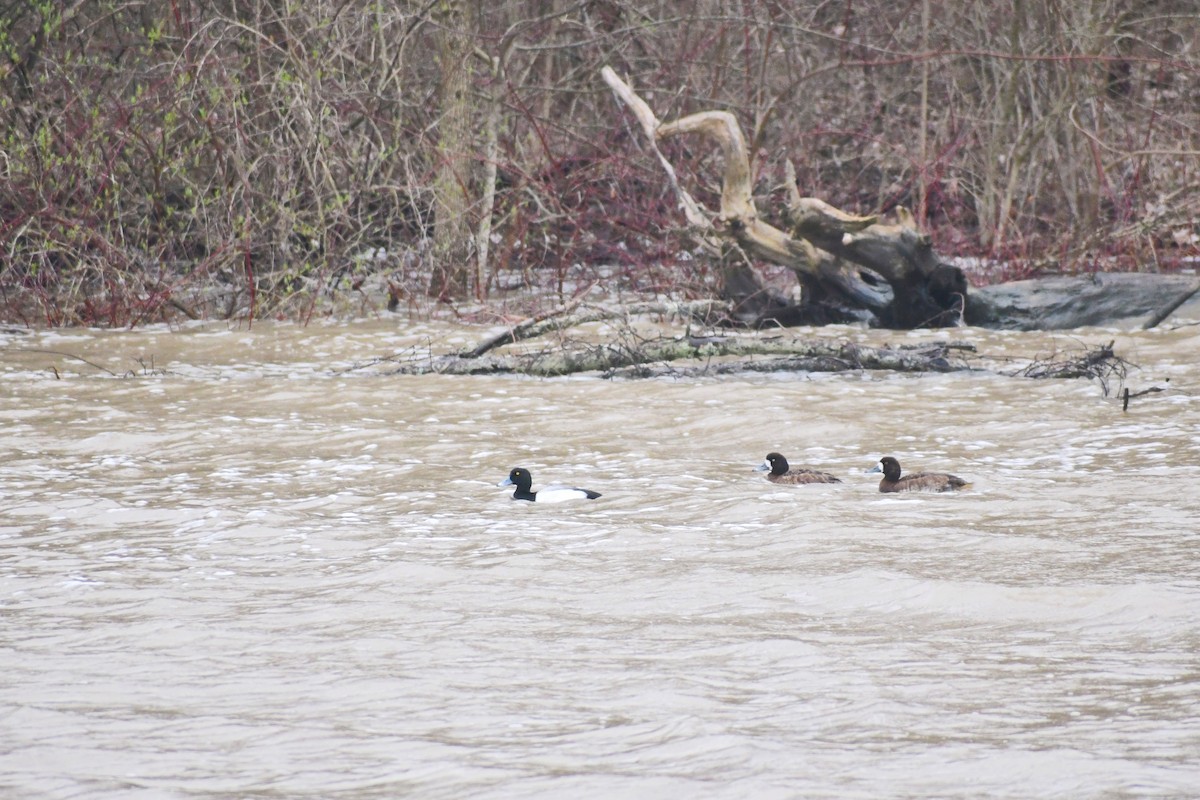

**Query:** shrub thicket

left=1, top=0, right=1196, bottom=325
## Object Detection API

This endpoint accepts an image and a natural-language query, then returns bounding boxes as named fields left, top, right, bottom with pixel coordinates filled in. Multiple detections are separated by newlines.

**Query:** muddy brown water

left=3, top=317, right=1199, bottom=798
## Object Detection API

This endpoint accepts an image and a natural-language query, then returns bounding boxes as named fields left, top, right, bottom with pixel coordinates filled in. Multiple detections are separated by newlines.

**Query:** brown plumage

left=872, top=456, right=968, bottom=493
left=756, top=452, right=841, bottom=485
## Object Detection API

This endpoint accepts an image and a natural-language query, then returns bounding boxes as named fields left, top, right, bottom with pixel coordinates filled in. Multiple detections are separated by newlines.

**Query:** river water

left=2, top=315, right=1199, bottom=798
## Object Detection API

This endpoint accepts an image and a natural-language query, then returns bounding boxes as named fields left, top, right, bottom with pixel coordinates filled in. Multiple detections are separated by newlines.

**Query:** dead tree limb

left=601, top=66, right=968, bottom=329
left=460, top=291, right=592, bottom=358
left=600, top=65, right=716, bottom=244
left=460, top=298, right=726, bottom=358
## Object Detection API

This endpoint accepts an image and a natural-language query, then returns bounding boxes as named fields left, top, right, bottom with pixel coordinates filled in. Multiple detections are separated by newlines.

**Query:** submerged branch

left=11, top=348, right=120, bottom=377
left=1009, top=339, right=1131, bottom=395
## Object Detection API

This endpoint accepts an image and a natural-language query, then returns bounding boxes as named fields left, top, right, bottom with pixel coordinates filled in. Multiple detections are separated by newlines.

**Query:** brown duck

left=870, top=456, right=968, bottom=493
left=755, top=452, right=841, bottom=485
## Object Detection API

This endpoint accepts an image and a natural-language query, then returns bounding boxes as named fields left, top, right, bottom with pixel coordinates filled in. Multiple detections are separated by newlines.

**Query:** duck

left=755, top=452, right=842, bottom=485
left=498, top=467, right=601, bottom=503
left=869, top=456, right=968, bottom=493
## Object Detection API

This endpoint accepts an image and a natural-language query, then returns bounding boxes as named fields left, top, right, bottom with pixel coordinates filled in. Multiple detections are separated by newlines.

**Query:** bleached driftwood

left=601, top=66, right=968, bottom=329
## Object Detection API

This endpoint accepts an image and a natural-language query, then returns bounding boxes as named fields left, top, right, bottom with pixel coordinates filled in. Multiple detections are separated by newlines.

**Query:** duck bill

left=497, top=477, right=514, bottom=487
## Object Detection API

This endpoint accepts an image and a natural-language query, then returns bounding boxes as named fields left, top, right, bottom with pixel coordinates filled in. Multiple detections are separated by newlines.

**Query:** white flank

left=534, top=487, right=591, bottom=503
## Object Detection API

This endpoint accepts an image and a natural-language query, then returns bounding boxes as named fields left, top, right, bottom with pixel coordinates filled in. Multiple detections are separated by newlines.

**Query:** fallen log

left=367, top=300, right=1134, bottom=386
left=966, top=273, right=1200, bottom=330
left=392, top=334, right=978, bottom=377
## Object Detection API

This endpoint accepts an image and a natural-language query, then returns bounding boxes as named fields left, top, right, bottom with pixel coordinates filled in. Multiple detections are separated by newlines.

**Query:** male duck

left=499, top=467, right=601, bottom=503
left=755, top=452, right=841, bottom=485
left=870, top=456, right=968, bottom=493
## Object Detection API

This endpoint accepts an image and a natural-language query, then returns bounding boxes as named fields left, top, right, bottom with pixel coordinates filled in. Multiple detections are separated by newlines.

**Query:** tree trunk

left=428, top=0, right=475, bottom=300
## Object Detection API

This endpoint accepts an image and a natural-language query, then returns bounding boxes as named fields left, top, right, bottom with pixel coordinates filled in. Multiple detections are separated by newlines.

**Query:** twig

left=10, top=348, right=119, bottom=376
left=1123, top=383, right=1167, bottom=411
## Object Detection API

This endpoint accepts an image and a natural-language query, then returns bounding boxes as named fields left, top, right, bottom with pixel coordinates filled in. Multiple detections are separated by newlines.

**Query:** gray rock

left=965, top=273, right=1200, bottom=330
